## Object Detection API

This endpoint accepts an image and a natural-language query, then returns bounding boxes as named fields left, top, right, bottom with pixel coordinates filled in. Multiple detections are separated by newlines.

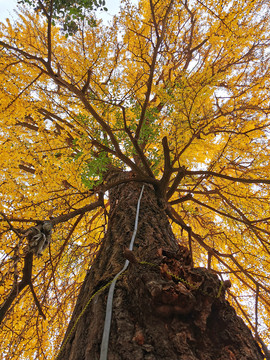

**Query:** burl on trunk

left=57, top=175, right=264, bottom=360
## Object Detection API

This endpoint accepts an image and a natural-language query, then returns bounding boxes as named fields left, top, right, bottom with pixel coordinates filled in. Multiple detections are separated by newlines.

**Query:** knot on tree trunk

left=129, top=246, right=229, bottom=329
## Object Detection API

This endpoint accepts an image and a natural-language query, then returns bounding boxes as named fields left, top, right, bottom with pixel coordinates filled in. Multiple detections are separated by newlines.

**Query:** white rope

left=99, top=185, right=145, bottom=360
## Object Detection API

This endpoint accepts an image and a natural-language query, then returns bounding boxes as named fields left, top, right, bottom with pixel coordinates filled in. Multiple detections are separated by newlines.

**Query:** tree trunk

left=57, top=175, right=264, bottom=360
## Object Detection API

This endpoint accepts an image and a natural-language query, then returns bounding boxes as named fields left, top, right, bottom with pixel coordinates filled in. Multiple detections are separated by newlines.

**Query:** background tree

left=0, top=0, right=270, bottom=359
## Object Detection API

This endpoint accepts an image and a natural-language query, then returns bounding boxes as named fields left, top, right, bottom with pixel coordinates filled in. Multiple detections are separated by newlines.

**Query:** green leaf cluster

left=81, top=150, right=110, bottom=188
left=18, top=0, right=107, bottom=34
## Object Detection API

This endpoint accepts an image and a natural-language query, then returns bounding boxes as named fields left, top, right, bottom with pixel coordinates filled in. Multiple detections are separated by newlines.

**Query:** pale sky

left=0, top=0, right=18, bottom=21
left=0, top=0, right=121, bottom=22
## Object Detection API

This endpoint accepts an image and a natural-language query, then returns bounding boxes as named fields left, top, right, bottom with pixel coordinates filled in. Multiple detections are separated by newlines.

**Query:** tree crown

left=0, top=0, right=270, bottom=358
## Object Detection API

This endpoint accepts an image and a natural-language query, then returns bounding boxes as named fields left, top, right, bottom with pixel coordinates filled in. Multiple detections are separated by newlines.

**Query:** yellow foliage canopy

left=0, top=0, right=270, bottom=358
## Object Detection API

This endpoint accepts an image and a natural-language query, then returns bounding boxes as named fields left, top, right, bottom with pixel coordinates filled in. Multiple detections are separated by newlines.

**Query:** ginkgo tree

left=0, top=0, right=270, bottom=359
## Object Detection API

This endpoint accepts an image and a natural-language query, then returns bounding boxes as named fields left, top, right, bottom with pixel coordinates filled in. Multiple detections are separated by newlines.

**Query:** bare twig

left=4, top=72, right=43, bottom=111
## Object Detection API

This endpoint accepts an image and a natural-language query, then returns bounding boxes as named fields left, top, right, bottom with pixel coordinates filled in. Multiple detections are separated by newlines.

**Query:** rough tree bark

left=57, top=173, right=264, bottom=360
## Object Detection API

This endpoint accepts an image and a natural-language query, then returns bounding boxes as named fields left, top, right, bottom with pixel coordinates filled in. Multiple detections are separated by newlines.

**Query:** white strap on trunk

left=100, top=185, right=145, bottom=360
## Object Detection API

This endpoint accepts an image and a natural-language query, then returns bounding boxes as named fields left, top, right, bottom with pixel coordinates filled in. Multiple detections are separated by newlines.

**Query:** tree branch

left=121, top=106, right=155, bottom=178
left=1, top=37, right=149, bottom=178
left=184, top=169, right=270, bottom=184
left=0, top=194, right=104, bottom=324
left=166, top=206, right=270, bottom=307
left=135, top=0, right=174, bottom=140
left=166, top=166, right=186, bottom=200
left=0, top=252, right=33, bottom=324
left=0, top=40, right=47, bottom=66
left=29, top=282, right=46, bottom=320
left=188, top=197, right=270, bottom=238
left=228, top=290, right=270, bottom=360
left=47, top=0, right=53, bottom=67
left=51, top=194, right=104, bottom=225
left=0, top=212, right=22, bottom=238
left=158, top=136, right=174, bottom=197
left=169, top=193, right=193, bottom=205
